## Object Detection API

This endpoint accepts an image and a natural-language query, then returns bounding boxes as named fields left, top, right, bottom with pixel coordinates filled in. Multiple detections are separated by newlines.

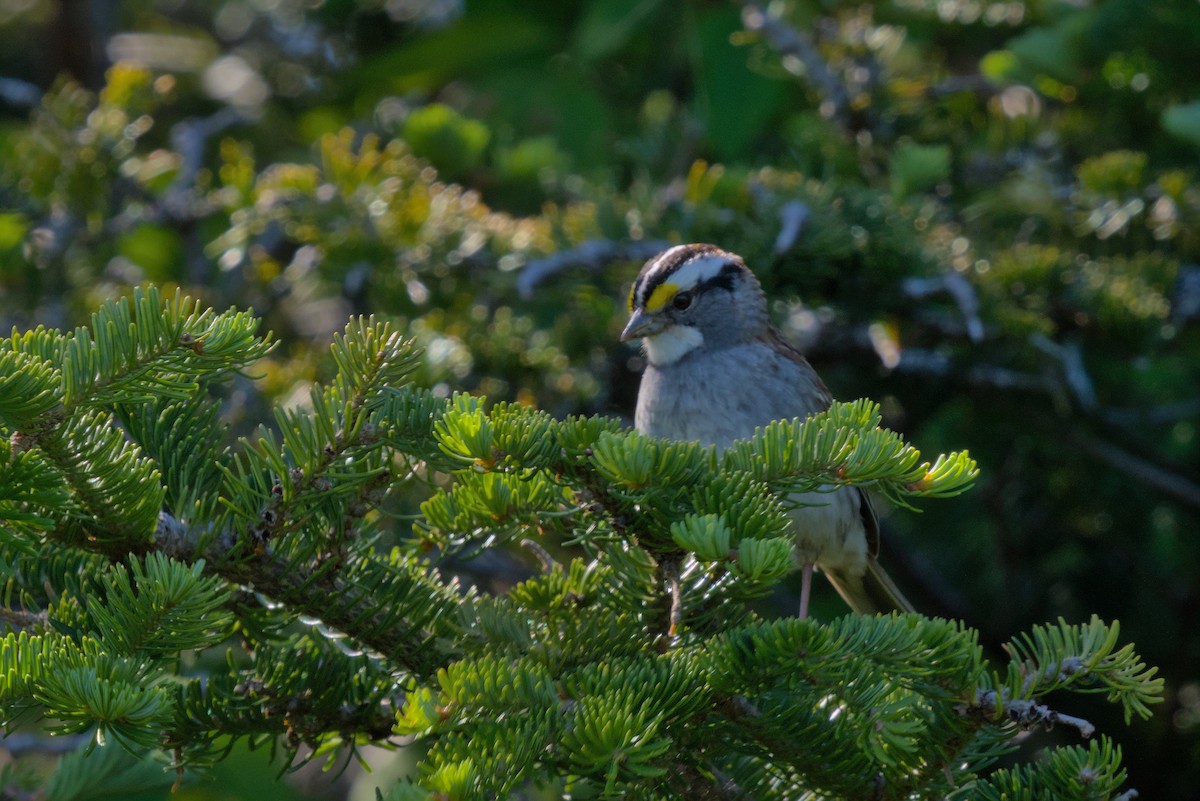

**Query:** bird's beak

left=621, top=309, right=666, bottom=342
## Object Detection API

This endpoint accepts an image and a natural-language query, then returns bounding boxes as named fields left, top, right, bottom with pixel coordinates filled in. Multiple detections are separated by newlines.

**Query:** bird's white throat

left=643, top=326, right=704, bottom=366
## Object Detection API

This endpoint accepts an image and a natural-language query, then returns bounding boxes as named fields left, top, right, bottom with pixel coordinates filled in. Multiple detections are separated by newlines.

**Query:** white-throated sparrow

left=621, top=243, right=913, bottom=617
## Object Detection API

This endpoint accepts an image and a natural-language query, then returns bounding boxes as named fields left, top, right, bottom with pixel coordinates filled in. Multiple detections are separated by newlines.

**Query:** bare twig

left=1031, top=334, right=1097, bottom=412
left=964, top=690, right=1095, bottom=738
left=1169, top=263, right=1200, bottom=325
left=1097, top=398, right=1200, bottom=428
left=0, top=732, right=90, bottom=756
left=895, top=347, right=1200, bottom=509
left=517, top=238, right=670, bottom=298
left=737, top=1, right=851, bottom=125
left=773, top=200, right=810, bottom=254
left=167, top=107, right=244, bottom=208
left=519, top=538, right=560, bottom=573
left=902, top=272, right=985, bottom=342
left=0, top=606, right=48, bottom=633
left=98, top=107, right=244, bottom=284
left=927, top=74, right=995, bottom=99
left=719, top=694, right=763, bottom=721
left=0, top=76, right=42, bottom=108
left=1067, top=430, right=1200, bottom=511
left=894, top=348, right=1056, bottom=394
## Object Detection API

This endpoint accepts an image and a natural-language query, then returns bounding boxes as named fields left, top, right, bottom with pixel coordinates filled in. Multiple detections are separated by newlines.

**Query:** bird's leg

left=798, top=563, right=814, bottom=619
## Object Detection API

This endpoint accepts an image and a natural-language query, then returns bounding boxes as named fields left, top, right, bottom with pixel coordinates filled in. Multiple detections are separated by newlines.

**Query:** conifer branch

left=519, top=537, right=559, bottom=573
left=0, top=606, right=47, bottom=633
left=964, top=690, right=1096, bottom=738
left=152, top=510, right=460, bottom=677
left=0, top=291, right=1163, bottom=797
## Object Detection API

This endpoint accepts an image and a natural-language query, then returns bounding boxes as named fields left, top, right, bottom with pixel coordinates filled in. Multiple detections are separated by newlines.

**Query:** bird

left=620, top=243, right=913, bottom=618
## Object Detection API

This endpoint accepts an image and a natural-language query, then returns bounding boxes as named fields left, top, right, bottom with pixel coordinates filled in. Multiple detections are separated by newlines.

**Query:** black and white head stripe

left=629, top=244, right=744, bottom=313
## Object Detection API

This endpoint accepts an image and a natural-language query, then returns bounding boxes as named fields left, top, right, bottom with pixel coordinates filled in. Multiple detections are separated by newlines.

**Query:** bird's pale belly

left=634, top=346, right=868, bottom=576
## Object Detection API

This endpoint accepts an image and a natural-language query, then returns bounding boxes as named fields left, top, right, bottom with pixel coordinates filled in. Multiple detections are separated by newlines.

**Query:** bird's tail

left=825, top=558, right=915, bottom=615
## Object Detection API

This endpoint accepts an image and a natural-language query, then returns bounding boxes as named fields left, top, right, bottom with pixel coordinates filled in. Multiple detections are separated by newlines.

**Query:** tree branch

left=737, top=1, right=851, bottom=126
left=153, top=511, right=457, bottom=676
left=894, top=348, right=1055, bottom=394
left=1066, top=429, right=1200, bottom=511
left=0, top=76, right=42, bottom=108
left=893, top=345, right=1200, bottom=509
left=670, top=762, right=750, bottom=801
left=902, top=272, right=985, bottom=343
left=0, top=606, right=48, bottom=633
left=964, top=690, right=1095, bottom=738
left=772, top=200, right=810, bottom=254
left=517, top=238, right=670, bottom=298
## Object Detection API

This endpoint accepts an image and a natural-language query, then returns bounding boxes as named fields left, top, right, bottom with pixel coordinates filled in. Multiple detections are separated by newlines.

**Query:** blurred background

left=1, top=0, right=1198, bottom=798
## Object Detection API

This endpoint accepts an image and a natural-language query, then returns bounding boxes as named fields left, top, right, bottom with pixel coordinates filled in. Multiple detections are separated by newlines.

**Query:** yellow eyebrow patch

left=644, top=282, right=679, bottom=313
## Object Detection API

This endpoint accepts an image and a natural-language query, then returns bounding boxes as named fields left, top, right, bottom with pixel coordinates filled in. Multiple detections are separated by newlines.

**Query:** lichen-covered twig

left=963, top=690, right=1096, bottom=738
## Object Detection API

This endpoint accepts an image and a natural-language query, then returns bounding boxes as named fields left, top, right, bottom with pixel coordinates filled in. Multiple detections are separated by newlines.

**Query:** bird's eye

left=672, top=291, right=694, bottom=311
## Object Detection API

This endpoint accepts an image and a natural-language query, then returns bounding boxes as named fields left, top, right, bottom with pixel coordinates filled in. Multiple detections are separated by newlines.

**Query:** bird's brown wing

left=858, top=487, right=881, bottom=559
left=765, top=327, right=915, bottom=614
left=823, top=489, right=915, bottom=614
left=760, top=328, right=834, bottom=412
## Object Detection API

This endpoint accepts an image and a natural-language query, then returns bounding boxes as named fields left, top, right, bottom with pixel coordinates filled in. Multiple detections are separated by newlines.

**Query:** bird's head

left=621, top=243, right=768, bottom=366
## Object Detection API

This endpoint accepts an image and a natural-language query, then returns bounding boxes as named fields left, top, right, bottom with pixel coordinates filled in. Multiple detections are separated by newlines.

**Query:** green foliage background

left=1, top=0, right=1198, bottom=798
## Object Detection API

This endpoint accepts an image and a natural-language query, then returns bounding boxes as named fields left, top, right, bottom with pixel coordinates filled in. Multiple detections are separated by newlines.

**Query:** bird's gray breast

left=634, top=342, right=826, bottom=451
left=634, top=341, right=866, bottom=571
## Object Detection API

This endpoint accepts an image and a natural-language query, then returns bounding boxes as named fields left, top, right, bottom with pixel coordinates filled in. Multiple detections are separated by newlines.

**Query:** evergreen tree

left=2, top=0, right=1197, bottom=797
left=0, top=288, right=1160, bottom=798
